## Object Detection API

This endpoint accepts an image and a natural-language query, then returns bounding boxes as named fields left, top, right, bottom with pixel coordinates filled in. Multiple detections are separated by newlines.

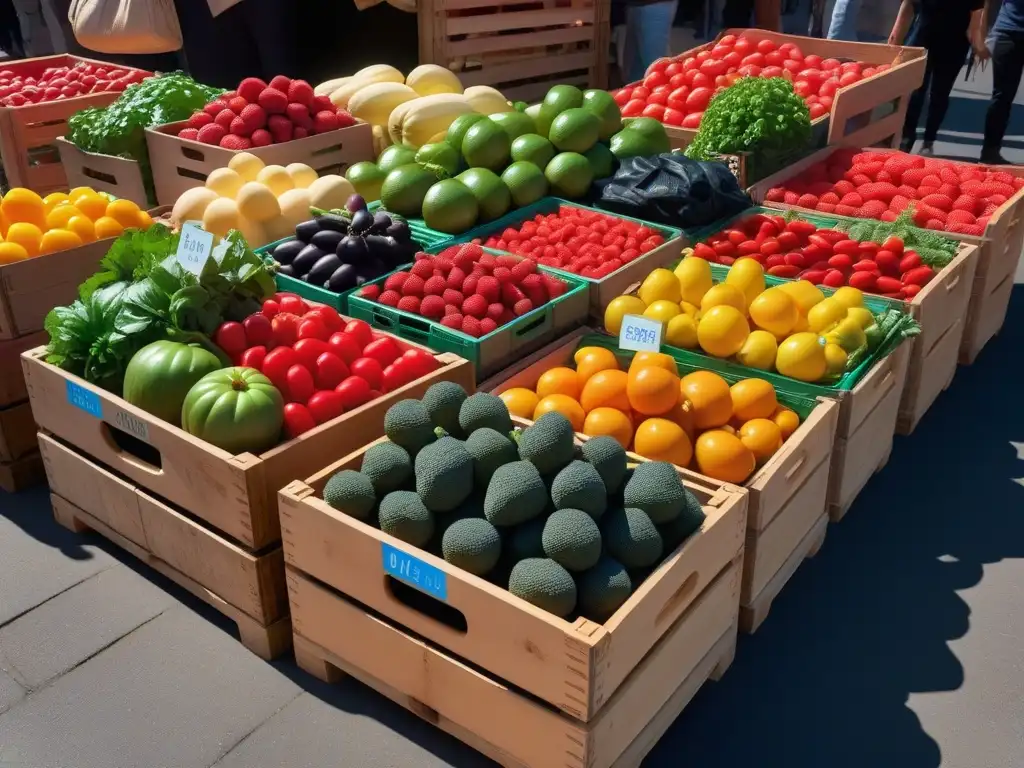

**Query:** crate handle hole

left=654, top=571, right=699, bottom=628
left=101, top=423, right=164, bottom=473
left=310, top=142, right=346, bottom=158
left=944, top=272, right=962, bottom=292
left=396, top=313, right=434, bottom=343
left=176, top=166, right=209, bottom=183
left=511, top=312, right=549, bottom=339
left=784, top=451, right=807, bottom=481
left=81, top=167, right=118, bottom=185
left=179, top=146, right=207, bottom=163
left=384, top=576, right=468, bottom=633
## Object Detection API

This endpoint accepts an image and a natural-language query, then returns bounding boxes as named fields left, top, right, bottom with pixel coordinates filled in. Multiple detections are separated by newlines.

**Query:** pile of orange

left=498, top=347, right=801, bottom=484
left=0, top=187, right=153, bottom=265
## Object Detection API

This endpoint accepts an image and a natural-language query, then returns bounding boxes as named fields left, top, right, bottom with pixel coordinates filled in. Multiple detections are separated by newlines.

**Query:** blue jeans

left=827, top=0, right=862, bottom=41
left=624, top=1, right=679, bottom=83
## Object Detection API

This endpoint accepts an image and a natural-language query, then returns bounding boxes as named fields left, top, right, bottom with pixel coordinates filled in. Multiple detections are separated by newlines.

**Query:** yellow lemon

left=0, top=242, right=29, bottom=264
left=679, top=300, right=699, bottom=316
left=700, top=282, right=747, bottom=314
left=106, top=199, right=144, bottom=228
left=807, top=297, right=846, bottom=333
left=725, top=257, right=765, bottom=309
left=66, top=215, right=96, bottom=243
left=736, top=329, right=778, bottom=371
left=748, top=286, right=799, bottom=337
left=638, top=268, right=681, bottom=305
left=776, top=332, right=827, bottom=382
left=776, top=280, right=825, bottom=315
left=38, top=228, right=83, bottom=254
left=823, top=343, right=848, bottom=375
left=665, top=313, right=699, bottom=348
left=846, top=306, right=875, bottom=329
left=643, top=299, right=681, bottom=324
left=45, top=204, right=82, bottom=230
left=93, top=216, right=124, bottom=239
left=1, top=188, right=45, bottom=228
left=673, top=255, right=713, bottom=305
left=739, top=418, right=784, bottom=462
left=5, top=222, right=42, bottom=255
left=824, top=316, right=867, bottom=353
left=831, top=286, right=864, bottom=309
left=71, top=193, right=108, bottom=221
left=773, top=407, right=800, bottom=438
left=697, top=305, right=749, bottom=358
left=42, top=192, right=70, bottom=212
left=603, top=294, right=647, bottom=335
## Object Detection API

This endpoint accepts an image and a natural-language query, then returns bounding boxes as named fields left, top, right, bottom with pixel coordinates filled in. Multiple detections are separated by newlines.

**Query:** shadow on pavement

left=1, top=484, right=95, bottom=561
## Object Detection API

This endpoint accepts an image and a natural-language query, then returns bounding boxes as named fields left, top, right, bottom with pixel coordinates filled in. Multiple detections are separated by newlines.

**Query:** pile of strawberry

left=0, top=62, right=146, bottom=106
left=694, top=213, right=937, bottom=298
left=356, top=243, right=570, bottom=338
left=214, top=294, right=439, bottom=437
left=177, top=75, right=356, bottom=150
left=764, top=148, right=1024, bottom=236
left=472, top=205, right=666, bottom=279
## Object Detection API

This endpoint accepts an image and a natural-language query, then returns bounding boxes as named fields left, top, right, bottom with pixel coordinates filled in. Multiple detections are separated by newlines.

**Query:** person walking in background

left=982, top=0, right=1024, bottom=164
left=619, top=0, right=680, bottom=82
left=892, top=0, right=989, bottom=155
left=721, top=0, right=781, bottom=30
left=827, top=0, right=862, bottom=40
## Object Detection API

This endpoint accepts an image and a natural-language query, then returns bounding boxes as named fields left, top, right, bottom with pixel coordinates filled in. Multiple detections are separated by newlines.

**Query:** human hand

left=972, top=35, right=991, bottom=61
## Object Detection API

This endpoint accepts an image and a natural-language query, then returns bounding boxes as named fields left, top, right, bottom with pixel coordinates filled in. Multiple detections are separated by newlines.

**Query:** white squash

left=227, top=152, right=265, bottom=182
left=315, top=77, right=350, bottom=97
left=347, top=81, right=418, bottom=127
left=286, top=163, right=318, bottom=189
left=395, top=93, right=475, bottom=148
left=277, top=188, right=313, bottom=228
left=201, top=197, right=240, bottom=238
left=308, top=175, right=355, bottom=210
left=405, top=64, right=463, bottom=96
left=171, top=186, right=219, bottom=229
left=236, top=182, right=281, bottom=222
left=256, top=165, right=294, bottom=196
left=464, top=85, right=513, bottom=115
left=205, top=167, right=244, bottom=199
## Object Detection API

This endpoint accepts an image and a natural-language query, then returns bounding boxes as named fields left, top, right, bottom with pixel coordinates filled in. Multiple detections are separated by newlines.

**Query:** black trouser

left=722, top=0, right=753, bottom=27
left=984, top=29, right=1024, bottom=156
left=901, top=30, right=969, bottom=146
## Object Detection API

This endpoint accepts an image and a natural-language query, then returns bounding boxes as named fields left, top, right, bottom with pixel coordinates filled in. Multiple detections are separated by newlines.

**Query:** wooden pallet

left=419, top=0, right=611, bottom=103
left=289, top=564, right=739, bottom=768
left=0, top=450, right=43, bottom=492
left=43, top=431, right=292, bottom=660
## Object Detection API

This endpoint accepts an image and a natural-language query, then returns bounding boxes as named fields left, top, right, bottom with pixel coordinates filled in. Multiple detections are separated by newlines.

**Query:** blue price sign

left=382, top=543, right=448, bottom=601
left=66, top=380, right=101, bottom=418
left=619, top=314, right=663, bottom=352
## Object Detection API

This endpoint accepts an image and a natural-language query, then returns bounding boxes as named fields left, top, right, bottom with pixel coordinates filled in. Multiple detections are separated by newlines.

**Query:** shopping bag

left=69, top=0, right=182, bottom=54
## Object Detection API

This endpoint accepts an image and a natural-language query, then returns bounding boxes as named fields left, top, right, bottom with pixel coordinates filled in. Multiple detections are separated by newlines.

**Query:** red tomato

left=243, top=314, right=272, bottom=347
left=737, top=64, right=762, bottom=77
left=648, top=57, right=670, bottom=73
left=785, top=219, right=817, bottom=238
left=307, top=390, right=345, bottom=425
left=400, top=349, right=438, bottom=378
left=278, top=295, right=307, bottom=315
left=765, top=50, right=784, bottom=66
left=862, top=67, right=877, bottom=78
left=840, top=61, right=862, bottom=74
left=803, top=54, right=823, bottom=69
left=839, top=71, right=860, bottom=88
left=350, top=357, right=383, bottom=390
left=798, top=68, right=822, bottom=84
left=821, top=57, right=841, bottom=71
left=335, top=376, right=373, bottom=410
left=719, top=33, right=737, bottom=46
left=343, top=319, right=374, bottom=349
left=667, top=85, right=690, bottom=109
left=214, top=321, right=246, bottom=357
left=297, top=317, right=329, bottom=341
left=262, top=347, right=298, bottom=390
left=761, top=66, right=784, bottom=78
left=714, top=74, right=730, bottom=88
left=681, top=112, right=702, bottom=128
left=644, top=70, right=669, bottom=89
left=381, top=361, right=411, bottom=393
left=696, top=50, right=712, bottom=62
left=240, top=346, right=267, bottom=370
left=306, top=306, right=343, bottom=332
left=641, top=103, right=666, bottom=120
left=794, top=80, right=814, bottom=98
left=270, top=313, right=300, bottom=347
left=759, top=237, right=780, bottom=256
left=685, top=86, right=713, bottom=111
left=809, top=103, right=828, bottom=119
left=622, top=98, right=645, bottom=117
left=734, top=36, right=753, bottom=55
left=647, top=90, right=668, bottom=106
left=668, top=72, right=687, bottom=89
left=699, top=58, right=728, bottom=77
left=805, top=94, right=820, bottom=105
left=663, top=108, right=685, bottom=126
left=711, top=44, right=732, bottom=58
left=285, top=364, right=315, bottom=403
left=756, top=39, right=775, bottom=54
left=690, top=71, right=712, bottom=89
left=681, top=56, right=699, bottom=72
left=782, top=58, right=802, bottom=74
left=723, top=51, right=743, bottom=68
left=314, top=351, right=349, bottom=390
left=613, top=88, right=632, bottom=106
left=819, top=95, right=834, bottom=109
left=665, top=62, right=683, bottom=77
left=293, top=337, right=330, bottom=371
left=283, top=403, right=316, bottom=439
left=631, top=85, right=651, bottom=99
left=819, top=78, right=839, bottom=98
left=776, top=231, right=800, bottom=250
left=326, top=332, right=361, bottom=364
left=741, top=52, right=765, bottom=67
left=362, top=337, right=401, bottom=367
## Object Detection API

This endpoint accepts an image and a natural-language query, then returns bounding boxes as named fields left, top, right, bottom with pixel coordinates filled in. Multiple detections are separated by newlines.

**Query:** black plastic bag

left=595, top=153, right=752, bottom=231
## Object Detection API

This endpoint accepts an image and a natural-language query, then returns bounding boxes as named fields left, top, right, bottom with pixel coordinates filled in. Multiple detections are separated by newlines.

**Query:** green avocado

left=609, top=117, right=671, bottom=159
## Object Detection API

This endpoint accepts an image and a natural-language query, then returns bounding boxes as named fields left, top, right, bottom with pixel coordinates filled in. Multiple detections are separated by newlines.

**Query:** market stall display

left=0, top=331, right=46, bottom=492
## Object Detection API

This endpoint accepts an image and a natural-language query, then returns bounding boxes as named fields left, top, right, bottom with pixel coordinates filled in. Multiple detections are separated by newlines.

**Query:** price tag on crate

left=175, top=222, right=214, bottom=276
left=619, top=314, right=662, bottom=352
left=381, top=542, right=447, bottom=601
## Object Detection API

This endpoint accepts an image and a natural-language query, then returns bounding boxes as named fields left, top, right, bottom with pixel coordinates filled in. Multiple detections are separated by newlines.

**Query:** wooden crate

left=419, top=0, right=611, bottom=102
left=0, top=331, right=45, bottom=406
left=480, top=327, right=839, bottom=634
left=828, top=341, right=910, bottom=522
left=0, top=451, right=43, bottom=492
left=279, top=424, right=746, bottom=726
left=145, top=120, right=375, bottom=207
left=290, top=569, right=738, bottom=768
left=0, top=400, right=37, bottom=462
left=21, top=344, right=474, bottom=550
left=55, top=137, right=149, bottom=207
left=0, top=56, right=150, bottom=194
left=961, top=269, right=1016, bottom=365
left=44, top=433, right=291, bottom=659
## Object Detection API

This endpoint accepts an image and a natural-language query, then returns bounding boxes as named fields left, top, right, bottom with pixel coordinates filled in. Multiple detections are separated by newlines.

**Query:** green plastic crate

left=347, top=262, right=590, bottom=381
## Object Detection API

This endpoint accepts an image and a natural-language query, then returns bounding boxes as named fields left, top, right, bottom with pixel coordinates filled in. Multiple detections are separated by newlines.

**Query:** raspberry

left=359, top=284, right=381, bottom=301
left=258, top=87, right=288, bottom=114
left=384, top=272, right=409, bottom=291
left=462, top=294, right=487, bottom=318
left=214, top=109, right=236, bottom=130
left=378, top=290, right=401, bottom=306
left=269, top=75, right=292, bottom=92
left=423, top=275, right=446, bottom=295
left=397, top=296, right=421, bottom=313
left=196, top=123, right=227, bottom=145
left=220, top=135, right=252, bottom=150
left=444, top=304, right=461, bottom=317
left=476, top=275, right=500, bottom=302
left=237, top=77, right=267, bottom=103
left=313, top=110, right=339, bottom=133
left=203, top=99, right=229, bottom=117
left=442, top=288, right=464, bottom=305
left=239, top=103, right=266, bottom=131
left=287, top=79, right=314, bottom=107
left=486, top=302, right=504, bottom=321
left=513, top=298, right=534, bottom=316
left=178, top=128, right=199, bottom=141
left=251, top=129, right=272, bottom=147
left=440, top=314, right=462, bottom=329
left=460, top=316, right=482, bottom=337
left=229, top=116, right=251, bottom=137
left=401, top=274, right=425, bottom=296
left=286, top=102, right=312, bottom=129
left=480, top=318, right=498, bottom=335
left=411, top=260, right=434, bottom=278
left=187, top=111, right=212, bottom=129
left=420, top=295, right=446, bottom=319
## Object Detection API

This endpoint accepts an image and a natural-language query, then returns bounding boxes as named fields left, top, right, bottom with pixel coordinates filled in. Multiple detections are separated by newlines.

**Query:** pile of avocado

left=322, top=382, right=705, bottom=622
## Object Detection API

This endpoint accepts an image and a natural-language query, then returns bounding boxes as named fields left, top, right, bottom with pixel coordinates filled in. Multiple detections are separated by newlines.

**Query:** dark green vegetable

left=66, top=73, right=224, bottom=204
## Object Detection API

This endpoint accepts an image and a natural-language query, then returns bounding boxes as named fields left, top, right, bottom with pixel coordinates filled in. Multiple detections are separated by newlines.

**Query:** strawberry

left=294, top=126, right=310, bottom=139
left=835, top=204, right=859, bottom=216
left=251, top=129, right=272, bottom=147
left=858, top=182, right=898, bottom=202
left=220, top=134, right=251, bottom=150
left=186, top=111, right=213, bottom=129
left=952, top=194, right=979, bottom=213
left=461, top=316, right=483, bottom=337
left=397, top=296, right=421, bottom=314
left=946, top=209, right=977, bottom=225
left=178, top=127, right=200, bottom=141
left=480, top=318, right=498, bottom=335
left=889, top=195, right=911, bottom=212
left=378, top=290, right=401, bottom=307
left=834, top=180, right=856, bottom=196
left=286, top=103, right=312, bottom=128
left=402, top=274, right=425, bottom=296
left=875, top=170, right=895, bottom=183
left=313, top=110, right=339, bottom=133
left=816, top=203, right=837, bottom=213
left=196, top=123, right=226, bottom=145
left=462, top=294, right=487, bottom=318
left=925, top=219, right=945, bottom=230
left=880, top=211, right=899, bottom=222
left=937, top=183, right=960, bottom=200
left=203, top=98, right=229, bottom=117
left=938, top=167, right=962, bottom=186
left=839, top=192, right=864, bottom=207
left=765, top=187, right=786, bottom=202
left=214, top=109, right=236, bottom=130
left=312, top=95, right=334, bottom=113
left=269, top=75, right=292, bottom=92
left=227, top=96, right=248, bottom=114
left=820, top=191, right=840, bottom=205
left=901, top=167, right=931, bottom=187
left=850, top=173, right=872, bottom=187
left=258, top=87, right=288, bottom=114
left=992, top=171, right=1015, bottom=185
left=797, top=193, right=819, bottom=208
left=513, top=298, right=534, bottom=316
left=946, top=222, right=984, bottom=235
left=239, top=103, right=266, bottom=131
left=921, top=193, right=953, bottom=211
left=439, top=313, right=462, bottom=329
left=988, top=193, right=1009, bottom=206
left=268, top=114, right=293, bottom=143
left=287, top=79, right=314, bottom=107
left=237, top=77, right=267, bottom=103
left=359, top=285, right=381, bottom=301
left=423, top=275, right=446, bottom=295
left=882, top=152, right=922, bottom=180
left=229, top=116, right=251, bottom=137
left=420, top=295, right=445, bottom=319
left=918, top=203, right=947, bottom=223
left=384, top=272, right=409, bottom=291
left=920, top=174, right=942, bottom=188
left=859, top=200, right=888, bottom=218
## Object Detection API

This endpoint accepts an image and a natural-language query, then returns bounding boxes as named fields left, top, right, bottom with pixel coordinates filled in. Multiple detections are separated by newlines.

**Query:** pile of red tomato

left=611, top=33, right=888, bottom=129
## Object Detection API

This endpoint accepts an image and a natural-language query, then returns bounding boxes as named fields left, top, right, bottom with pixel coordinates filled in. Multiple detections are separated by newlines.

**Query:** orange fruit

left=499, top=388, right=539, bottom=419
left=69, top=186, right=98, bottom=198
left=534, top=394, right=586, bottom=431
left=582, top=407, right=633, bottom=449
left=1, top=188, right=45, bottom=228
left=679, top=371, right=732, bottom=430
left=729, top=378, right=778, bottom=422
left=93, top=217, right=124, bottom=239
left=626, top=365, right=680, bottom=416
left=106, top=198, right=143, bottom=228
left=579, top=369, right=631, bottom=413
left=42, top=192, right=70, bottom=212
left=38, top=228, right=83, bottom=254
left=739, top=418, right=783, bottom=462
left=71, top=193, right=107, bottom=221
left=45, top=204, right=82, bottom=230
left=773, top=407, right=800, bottom=439
left=629, top=351, right=677, bottom=375
left=0, top=242, right=29, bottom=264
left=0, top=209, right=9, bottom=237
left=65, top=215, right=96, bottom=243
left=5, top=222, right=42, bottom=256
left=633, top=418, right=693, bottom=466
left=574, top=346, right=619, bottom=389
left=663, top=396, right=696, bottom=440
left=137, top=210, right=154, bottom=229
left=694, top=430, right=756, bottom=483
left=536, top=366, right=581, bottom=400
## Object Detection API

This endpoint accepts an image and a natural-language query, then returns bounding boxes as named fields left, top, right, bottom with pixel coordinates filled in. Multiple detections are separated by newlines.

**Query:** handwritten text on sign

left=175, top=222, right=214, bottom=276
left=619, top=314, right=662, bottom=352
left=381, top=543, right=448, bottom=600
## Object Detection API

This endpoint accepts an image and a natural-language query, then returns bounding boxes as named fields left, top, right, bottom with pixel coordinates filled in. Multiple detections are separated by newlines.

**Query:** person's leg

left=722, top=0, right=753, bottom=28
left=630, top=0, right=678, bottom=80
left=901, top=56, right=933, bottom=152
left=11, top=0, right=52, bottom=56
left=921, top=41, right=969, bottom=149
left=983, top=31, right=1024, bottom=163
left=827, top=0, right=862, bottom=41
left=623, top=4, right=646, bottom=83
left=173, top=0, right=257, bottom=88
